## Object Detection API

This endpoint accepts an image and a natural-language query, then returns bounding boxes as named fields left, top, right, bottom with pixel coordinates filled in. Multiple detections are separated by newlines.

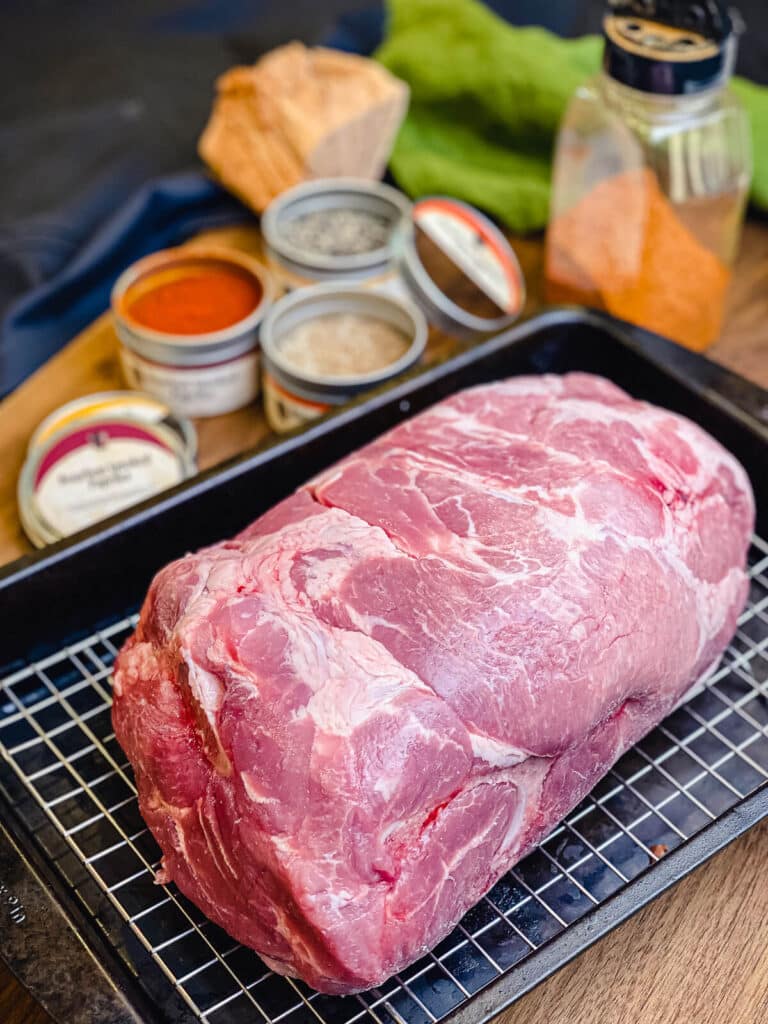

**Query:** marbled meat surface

left=112, top=373, right=754, bottom=993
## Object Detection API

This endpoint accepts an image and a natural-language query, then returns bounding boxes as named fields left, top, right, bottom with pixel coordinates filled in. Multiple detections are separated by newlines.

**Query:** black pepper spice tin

left=261, top=178, right=412, bottom=291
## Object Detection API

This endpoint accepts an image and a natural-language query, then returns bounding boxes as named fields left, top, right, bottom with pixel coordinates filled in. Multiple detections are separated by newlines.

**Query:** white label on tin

left=35, top=432, right=182, bottom=536
left=120, top=348, right=260, bottom=418
left=415, top=205, right=517, bottom=313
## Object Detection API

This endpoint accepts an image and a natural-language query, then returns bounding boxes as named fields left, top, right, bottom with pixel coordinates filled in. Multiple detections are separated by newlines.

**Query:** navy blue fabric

left=324, top=1, right=581, bottom=50
left=1, top=173, right=248, bottom=395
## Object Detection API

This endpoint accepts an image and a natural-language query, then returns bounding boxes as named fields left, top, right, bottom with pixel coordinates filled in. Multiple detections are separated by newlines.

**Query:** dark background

left=3, top=1, right=766, bottom=224
left=0, top=0, right=766, bottom=344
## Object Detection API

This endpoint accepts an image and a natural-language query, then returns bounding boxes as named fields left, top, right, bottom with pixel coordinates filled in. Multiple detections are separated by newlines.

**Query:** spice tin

left=112, top=246, right=273, bottom=417
left=260, top=285, right=427, bottom=434
left=396, top=196, right=526, bottom=339
left=19, top=396, right=197, bottom=547
left=262, top=178, right=412, bottom=293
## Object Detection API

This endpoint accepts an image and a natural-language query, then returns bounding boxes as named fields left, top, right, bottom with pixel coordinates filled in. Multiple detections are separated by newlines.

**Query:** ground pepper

left=545, top=168, right=732, bottom=352
left=281, top=208, right=393, bottom=257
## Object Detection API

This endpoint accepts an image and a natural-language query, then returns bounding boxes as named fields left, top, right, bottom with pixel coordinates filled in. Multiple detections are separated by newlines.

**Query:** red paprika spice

left=127, top=263, right=263, bottom=335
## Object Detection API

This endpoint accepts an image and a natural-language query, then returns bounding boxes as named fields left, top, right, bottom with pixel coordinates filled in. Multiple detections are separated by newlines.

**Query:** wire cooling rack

left=1, top=537, right=767, bottom=1024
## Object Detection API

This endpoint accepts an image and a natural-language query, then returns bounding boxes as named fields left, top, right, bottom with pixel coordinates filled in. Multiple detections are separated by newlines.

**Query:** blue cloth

left=1, top=172, right=248, bottom=395
left=324, top=1, right=580, bottom=50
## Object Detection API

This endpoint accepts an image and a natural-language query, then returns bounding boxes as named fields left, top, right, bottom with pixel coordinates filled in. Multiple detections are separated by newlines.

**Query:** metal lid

left=262, top=178, right=412, bottom=282
left=28, top=391, right=197, bottom=462
left=395, top=197, right=525, bottom=340
left=19, top=408, right=196, bottom=547
left=603, top=1, right=737, bottom=95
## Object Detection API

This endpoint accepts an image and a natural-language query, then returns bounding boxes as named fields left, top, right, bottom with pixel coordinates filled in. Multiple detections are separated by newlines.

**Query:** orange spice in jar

left=545, top=2, right=751, bottom=353
left=127, top=265, right=262, bottom=335
left=546, top=168, right=733, bottom=352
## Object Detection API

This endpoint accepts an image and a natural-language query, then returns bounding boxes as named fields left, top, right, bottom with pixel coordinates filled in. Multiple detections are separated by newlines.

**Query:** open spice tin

left=111, top=246, right=273, bottom=417
left=19, top=392, right=197, bottom=547
left=260, top=285, right=428, bottom=434
left=261, top=178, right=413, bottom=292
left=260, top=191, right=525, bottom=433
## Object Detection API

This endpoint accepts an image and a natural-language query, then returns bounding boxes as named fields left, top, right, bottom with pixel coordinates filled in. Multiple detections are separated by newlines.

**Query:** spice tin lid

left=396, top=197, right=526, bottom=340
left=603, top=2, right=737, bottom=95
left=28, top=391, right=197, bottom=462
left=19, top=409, right=196, bottom=547
left=262, top=178, right=412, bottom=281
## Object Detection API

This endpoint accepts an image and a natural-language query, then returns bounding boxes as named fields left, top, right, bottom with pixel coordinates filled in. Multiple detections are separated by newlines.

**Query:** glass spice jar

left=545, top=1, right=752, bottom=352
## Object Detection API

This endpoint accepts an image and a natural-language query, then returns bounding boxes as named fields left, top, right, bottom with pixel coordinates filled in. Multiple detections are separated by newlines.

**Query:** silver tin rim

left=262, top=178, right=412, bottom=278
left=28, top=391, right=198, bottom=463
left=260, top=283, right=428, bottom=400
left=111, top=247, right=273, bottom=366
left=396, top=197, right=525, bottom=339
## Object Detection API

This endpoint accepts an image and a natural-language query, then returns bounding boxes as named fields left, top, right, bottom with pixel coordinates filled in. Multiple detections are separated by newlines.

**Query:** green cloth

left=376, top=0, right=768, bottom=232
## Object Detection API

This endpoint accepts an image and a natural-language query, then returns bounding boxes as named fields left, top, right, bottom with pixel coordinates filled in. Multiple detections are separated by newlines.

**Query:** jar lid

left=19, top=404, right=196, bottom=547
left=262, top=178, right=412, bottom=281
left=396, top=197, right=525, bottom=340
left=603, top=2, right=736, bottom=95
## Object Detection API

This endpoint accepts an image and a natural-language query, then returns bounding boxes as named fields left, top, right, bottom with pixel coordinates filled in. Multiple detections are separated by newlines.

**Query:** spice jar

left=546, top=1, right=751, bottom=352
left=112, top=247, right=272, bottom=417
left=262, top=178, right=412, bottom=293
left=260, top=285, right=427, bottom=434
left=19, top=392, right=196, bottom=546
left=260, top=197, right=525, bottom=434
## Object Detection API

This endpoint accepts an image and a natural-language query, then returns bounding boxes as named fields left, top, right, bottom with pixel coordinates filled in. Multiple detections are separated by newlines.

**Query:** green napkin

left=376, top=0, right=768, bottom=232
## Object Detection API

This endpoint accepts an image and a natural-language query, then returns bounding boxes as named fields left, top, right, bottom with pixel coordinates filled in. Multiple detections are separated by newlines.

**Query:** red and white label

left=34, top=422, right=183, bottom=536
left=414, top=198, right=522, bottom=315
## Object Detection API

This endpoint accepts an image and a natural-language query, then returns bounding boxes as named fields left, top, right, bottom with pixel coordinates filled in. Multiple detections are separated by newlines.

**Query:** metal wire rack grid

left=1, top=536, right=767, bottom=1024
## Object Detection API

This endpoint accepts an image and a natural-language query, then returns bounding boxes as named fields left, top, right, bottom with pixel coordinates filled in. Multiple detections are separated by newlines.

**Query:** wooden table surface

left=1, top=222, right=767, bottom=1023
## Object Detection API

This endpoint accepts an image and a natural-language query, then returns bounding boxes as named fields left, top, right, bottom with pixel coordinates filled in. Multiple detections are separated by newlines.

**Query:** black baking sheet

left=1, top=308, right=767, bottom=1024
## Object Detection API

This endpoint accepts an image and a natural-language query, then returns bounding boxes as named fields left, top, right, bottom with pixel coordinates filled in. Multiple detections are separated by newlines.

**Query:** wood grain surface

left=0, top=221, right=766, bottom=1024
left=0, top=962, right=49, bottom=1024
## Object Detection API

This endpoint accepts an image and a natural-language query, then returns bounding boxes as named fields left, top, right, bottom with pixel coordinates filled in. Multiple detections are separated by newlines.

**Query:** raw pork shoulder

left=112, top=373, right=754, bottom=994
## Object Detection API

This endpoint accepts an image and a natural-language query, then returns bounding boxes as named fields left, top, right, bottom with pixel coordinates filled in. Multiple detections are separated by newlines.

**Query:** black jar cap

left=602, top=1, right=738, bottom=95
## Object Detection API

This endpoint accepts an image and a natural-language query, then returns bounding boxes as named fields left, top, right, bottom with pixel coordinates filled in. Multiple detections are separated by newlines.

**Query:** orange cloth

left=545, top=168, right=731, bottom=352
